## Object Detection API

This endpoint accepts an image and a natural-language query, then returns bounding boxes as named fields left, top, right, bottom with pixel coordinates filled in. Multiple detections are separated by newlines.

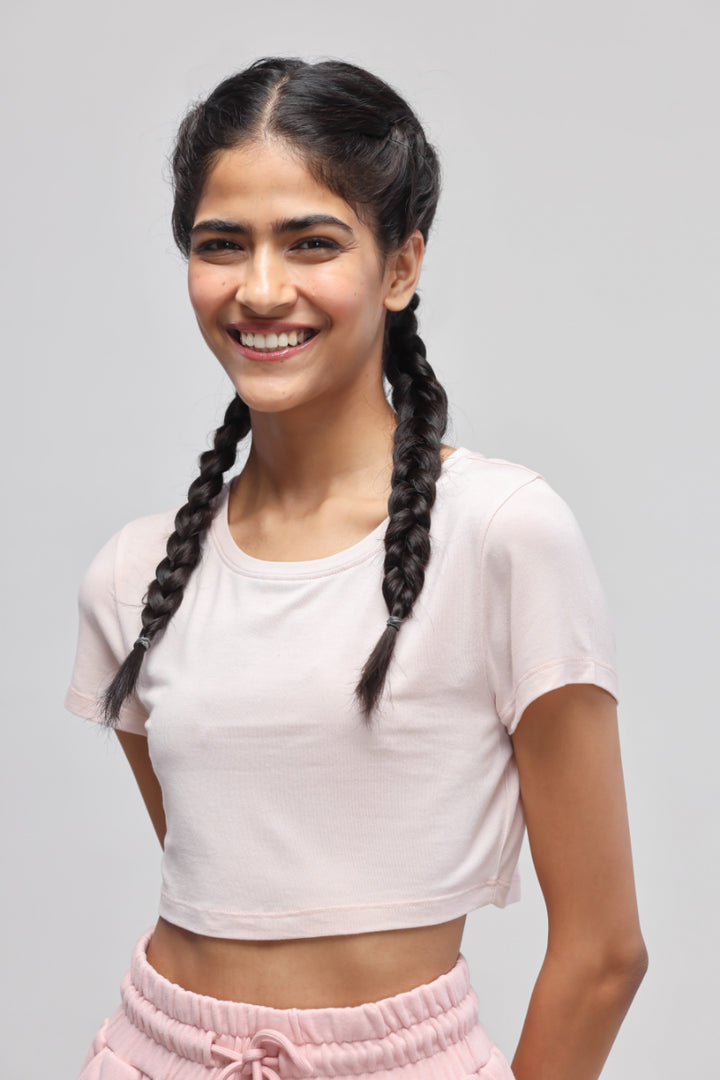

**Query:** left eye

left=294, top=237, right=339, bottom=251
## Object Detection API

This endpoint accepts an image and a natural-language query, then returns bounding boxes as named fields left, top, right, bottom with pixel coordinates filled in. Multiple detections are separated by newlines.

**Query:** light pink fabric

left=65, top=448, right=618, bottom=939
left=79, top=929, right=515, bottom=1080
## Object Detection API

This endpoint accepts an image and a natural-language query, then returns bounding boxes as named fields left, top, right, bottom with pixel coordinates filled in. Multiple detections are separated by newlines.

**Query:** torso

left=146, top=442, right=463, bottom=1007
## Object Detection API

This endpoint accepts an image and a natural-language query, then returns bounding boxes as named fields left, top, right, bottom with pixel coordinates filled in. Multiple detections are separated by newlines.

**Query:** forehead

left=194, top=139, right=366, bottom=232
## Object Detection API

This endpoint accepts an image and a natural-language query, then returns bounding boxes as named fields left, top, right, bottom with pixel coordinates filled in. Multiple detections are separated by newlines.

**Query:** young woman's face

left=188, top=139, right=412, bottom=421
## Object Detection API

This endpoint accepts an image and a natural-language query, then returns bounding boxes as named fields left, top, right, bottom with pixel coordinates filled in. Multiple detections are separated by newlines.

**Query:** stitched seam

left=161, top=879, right=515, bottom=919
left=477, top=474, right=544, bottom=712
left=66, top=685, right=147, bottom=722
left=497, top=656, right=617, bottom=724
left=493, top=761, right=515, bottom=902
left=210, top=526, right=386, bottom=580
left=115, top=523, right=153, bottom=718
left=209, top=449, right=469, bottom=580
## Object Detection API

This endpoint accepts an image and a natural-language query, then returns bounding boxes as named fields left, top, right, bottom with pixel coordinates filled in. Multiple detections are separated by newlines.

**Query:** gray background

left=2, top=1, right=717, bottom=1076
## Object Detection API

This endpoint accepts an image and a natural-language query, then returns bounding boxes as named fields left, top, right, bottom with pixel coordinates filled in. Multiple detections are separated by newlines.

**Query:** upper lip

left=226, top=320, right=320, bottom=334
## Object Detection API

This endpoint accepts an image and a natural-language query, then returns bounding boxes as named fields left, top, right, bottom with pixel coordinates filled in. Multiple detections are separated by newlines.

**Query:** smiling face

left=188, top=138, right=421, bottom=424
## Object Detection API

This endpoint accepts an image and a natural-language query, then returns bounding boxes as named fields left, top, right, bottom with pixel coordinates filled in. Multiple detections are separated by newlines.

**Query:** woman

left=66, top=57, right=647, bottom=1080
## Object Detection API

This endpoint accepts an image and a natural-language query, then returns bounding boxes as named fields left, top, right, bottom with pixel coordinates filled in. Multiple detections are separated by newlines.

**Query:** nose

left=235, top=248, right=296, bottom=315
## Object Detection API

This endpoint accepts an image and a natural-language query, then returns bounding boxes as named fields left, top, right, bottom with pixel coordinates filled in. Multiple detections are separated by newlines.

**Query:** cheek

left=311, top=270, right=385, bottom=329
left=187, top=269, right=229, bottom=320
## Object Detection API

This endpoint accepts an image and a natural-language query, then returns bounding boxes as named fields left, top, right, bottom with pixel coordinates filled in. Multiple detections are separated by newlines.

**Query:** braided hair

left=103, top=57, right=448, bottom=729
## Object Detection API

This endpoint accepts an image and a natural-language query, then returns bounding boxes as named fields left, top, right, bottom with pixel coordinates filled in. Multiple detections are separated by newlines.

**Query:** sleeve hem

left=499, top=658, right=619, bottom=735
left=64, top=685, right=148, bottom=736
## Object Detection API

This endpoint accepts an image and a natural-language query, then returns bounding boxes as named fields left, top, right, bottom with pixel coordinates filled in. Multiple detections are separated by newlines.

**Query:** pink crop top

left=65, top=448, right=619, bottom=939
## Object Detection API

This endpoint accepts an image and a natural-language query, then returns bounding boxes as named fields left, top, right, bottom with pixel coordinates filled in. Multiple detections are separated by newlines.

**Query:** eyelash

left=194, top=239, right=240, bottom=252
left=193, top=237, right=341, bottom=254
left=294, top=237, right=340, bottom=251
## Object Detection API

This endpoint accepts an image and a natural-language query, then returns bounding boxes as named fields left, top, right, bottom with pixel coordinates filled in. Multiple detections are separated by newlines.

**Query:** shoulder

left=440, top=446, right=548, bottom=521
left=439, top=448, right=588, bottom=558
left=78, top=505, right=179, bottom=611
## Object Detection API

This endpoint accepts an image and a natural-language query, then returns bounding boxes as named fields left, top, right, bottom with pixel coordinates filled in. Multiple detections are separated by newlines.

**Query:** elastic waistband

left=110, top=928, right=493, bottom=1079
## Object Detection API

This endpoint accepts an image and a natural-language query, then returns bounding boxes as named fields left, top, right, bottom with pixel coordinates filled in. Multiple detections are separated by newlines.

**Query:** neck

left=239, top=395, right=399, bottom=512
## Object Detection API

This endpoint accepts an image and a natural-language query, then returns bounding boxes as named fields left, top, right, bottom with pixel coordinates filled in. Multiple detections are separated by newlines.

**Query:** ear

left=383, top=230, right=425, bottom=312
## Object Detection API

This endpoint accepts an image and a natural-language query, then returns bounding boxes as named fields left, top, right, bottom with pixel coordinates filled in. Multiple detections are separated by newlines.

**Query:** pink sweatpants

left=79, top=928, right=515, bottom=1080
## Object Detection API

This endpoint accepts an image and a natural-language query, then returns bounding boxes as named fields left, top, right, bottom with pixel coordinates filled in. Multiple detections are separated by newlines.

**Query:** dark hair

left=103, top=57, right=448, bottom=728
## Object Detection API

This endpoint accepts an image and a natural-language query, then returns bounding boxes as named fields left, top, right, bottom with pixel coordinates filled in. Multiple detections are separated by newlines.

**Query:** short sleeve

left=64, top=529, right=149, bottom=735
left=480, top=476, right=619, bottom=735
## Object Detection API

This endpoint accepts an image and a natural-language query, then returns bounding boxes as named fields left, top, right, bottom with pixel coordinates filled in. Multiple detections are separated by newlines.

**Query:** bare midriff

left=146, top=914, right=467, bottom=1008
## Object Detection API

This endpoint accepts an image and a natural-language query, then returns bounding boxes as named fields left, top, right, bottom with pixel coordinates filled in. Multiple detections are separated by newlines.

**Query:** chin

left=230, top=389, right=309, bottom=417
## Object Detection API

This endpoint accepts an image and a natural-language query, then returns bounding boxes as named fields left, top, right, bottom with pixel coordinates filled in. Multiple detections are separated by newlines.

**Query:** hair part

left=104, top=57, right=447, bottom=729
left=171, top=58, right=440, bottom=257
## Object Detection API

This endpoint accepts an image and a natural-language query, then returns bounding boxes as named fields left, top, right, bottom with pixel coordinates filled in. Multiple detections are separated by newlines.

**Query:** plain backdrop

left=2, top=1, right=718, bottom=1077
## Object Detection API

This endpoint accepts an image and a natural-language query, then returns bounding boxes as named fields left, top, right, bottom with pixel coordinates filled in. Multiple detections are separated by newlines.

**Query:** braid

left=355, top=294, right=448, bottom=724
left=161, top=60, right=446, bottom=728
left=102, top=395, right=251, bottom=726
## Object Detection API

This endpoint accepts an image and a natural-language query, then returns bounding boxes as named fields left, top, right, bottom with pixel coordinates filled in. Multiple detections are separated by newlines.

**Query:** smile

left=226, top=326, right=320, bottom=361
left=229, top=328, right=317, bottom=351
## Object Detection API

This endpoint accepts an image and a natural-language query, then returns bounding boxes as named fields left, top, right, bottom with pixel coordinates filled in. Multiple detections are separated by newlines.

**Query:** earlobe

left=383, top=231, right=425, bottom=311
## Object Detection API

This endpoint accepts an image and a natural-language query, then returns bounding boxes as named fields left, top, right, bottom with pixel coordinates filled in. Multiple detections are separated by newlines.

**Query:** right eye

left=192, top=238, right=245, bottom=255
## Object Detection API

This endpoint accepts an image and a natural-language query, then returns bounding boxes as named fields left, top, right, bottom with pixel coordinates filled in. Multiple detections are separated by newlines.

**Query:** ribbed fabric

left=79, top=929, right=515, bottom=1080
left=65, top=449, right=618, bottom=941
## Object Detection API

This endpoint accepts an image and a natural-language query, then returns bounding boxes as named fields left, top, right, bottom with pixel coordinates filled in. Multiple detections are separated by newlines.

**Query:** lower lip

left=227, top=331, right=318, bottom=362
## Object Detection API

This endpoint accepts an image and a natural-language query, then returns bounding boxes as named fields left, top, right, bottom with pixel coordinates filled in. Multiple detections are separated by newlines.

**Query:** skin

left=186, top=137, right=424, bottom=529
left=117, top=138, right=646, bottom=1074
left=509, top=685, right=647, bottom=1078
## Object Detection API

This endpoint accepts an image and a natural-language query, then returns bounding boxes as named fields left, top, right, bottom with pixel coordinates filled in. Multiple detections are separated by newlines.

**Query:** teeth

left=238, top=329, right=314, bottom=350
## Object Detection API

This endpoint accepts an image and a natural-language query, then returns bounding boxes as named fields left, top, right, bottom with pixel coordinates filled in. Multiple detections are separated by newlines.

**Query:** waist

left=146, top=914, right=467, bottom=1008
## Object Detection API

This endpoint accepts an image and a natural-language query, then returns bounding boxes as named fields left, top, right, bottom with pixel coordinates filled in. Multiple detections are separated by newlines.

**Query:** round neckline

left=211, top=447, right=470, bottom=579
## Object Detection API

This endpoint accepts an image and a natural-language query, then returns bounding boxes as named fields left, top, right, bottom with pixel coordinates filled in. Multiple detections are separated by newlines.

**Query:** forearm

left=511, top=943, right=648, bottom=1080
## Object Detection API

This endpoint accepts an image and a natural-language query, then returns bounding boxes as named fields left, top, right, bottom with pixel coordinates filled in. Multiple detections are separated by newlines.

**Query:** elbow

left=614, top=936, right=649, bottom=994
left=591, top=935, right=649, bottom=1006
left=548, top=931, right=649, bottom=1007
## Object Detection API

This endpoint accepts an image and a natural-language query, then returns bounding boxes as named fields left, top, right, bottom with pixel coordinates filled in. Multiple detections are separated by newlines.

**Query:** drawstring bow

left=212, top=1029, right=313, bottom=1080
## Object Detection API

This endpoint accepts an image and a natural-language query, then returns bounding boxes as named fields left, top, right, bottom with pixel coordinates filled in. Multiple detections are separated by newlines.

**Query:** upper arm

left=511, top=684, right=644, bottom=964
left=115, top=730, right=166, bottom=849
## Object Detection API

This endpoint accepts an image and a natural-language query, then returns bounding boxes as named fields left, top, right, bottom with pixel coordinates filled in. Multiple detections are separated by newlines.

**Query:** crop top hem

left=158, top=875, right=522, bottom=940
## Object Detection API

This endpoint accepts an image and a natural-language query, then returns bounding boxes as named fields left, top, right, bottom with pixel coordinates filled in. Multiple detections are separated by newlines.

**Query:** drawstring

left=212, top=1028, right=313, bottom=1080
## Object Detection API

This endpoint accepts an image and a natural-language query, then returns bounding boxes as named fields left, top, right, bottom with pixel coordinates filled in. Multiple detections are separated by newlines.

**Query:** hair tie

left=386, top=616, right=403, bottom=632
left=134, top=635, right=151, bottom=650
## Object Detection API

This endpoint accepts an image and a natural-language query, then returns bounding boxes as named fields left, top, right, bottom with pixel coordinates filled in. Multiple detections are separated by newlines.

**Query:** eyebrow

left=190, top=214, right=354, bottom=237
